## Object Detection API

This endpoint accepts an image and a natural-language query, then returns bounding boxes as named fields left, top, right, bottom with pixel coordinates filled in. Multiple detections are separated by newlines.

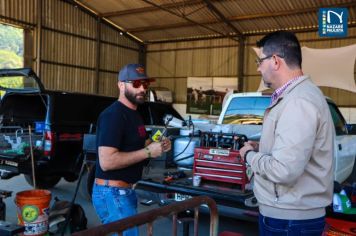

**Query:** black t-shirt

left=95, top=101, right=147, bottom=183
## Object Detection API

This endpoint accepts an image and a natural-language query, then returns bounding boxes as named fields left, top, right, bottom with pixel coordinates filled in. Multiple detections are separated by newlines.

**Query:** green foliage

left=0, top=24, right=23, bottom=56
left=0, top=49, right=23, bottom=69
left=0, top=50, right=23, bottom=96
left=0, top=24, right=24, bottom=95
left=0, top=50, right=24, bottom=91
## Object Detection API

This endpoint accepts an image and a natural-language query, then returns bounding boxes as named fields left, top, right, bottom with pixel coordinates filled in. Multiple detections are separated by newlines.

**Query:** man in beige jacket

left=240, top=31, right=334, bottom=235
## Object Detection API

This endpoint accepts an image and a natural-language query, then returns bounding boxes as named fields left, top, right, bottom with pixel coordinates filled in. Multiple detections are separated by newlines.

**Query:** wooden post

left=36, top=0, right=42, bottom=77
left=237, top=36, right=245, bottom=92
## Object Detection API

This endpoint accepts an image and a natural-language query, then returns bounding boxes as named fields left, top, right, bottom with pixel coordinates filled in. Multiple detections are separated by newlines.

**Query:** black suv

left=0, top=68, right=183, bottom=189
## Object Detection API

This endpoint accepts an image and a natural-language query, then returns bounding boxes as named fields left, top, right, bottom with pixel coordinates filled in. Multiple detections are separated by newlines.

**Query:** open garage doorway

left=0, top=23, right=25, bottom=96
left=0, top=23, right=23, bottom=69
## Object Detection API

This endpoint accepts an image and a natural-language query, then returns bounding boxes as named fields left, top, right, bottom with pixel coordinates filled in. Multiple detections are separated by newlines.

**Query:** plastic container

left=193, top=175, right=202, bottom=186
left=173, top=129, right=200, bottom=167
left=15, top=189, right=51, bottom=236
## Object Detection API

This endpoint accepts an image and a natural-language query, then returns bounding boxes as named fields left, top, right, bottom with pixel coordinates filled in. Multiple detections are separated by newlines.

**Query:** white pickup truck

left=218, top=92, right=356, bottom=184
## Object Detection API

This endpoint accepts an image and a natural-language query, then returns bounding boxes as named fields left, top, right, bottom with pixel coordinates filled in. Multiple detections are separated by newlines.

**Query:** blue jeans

left=92, top=183, right=139, bottom=236
left=259, top=214, right=325, bottom=236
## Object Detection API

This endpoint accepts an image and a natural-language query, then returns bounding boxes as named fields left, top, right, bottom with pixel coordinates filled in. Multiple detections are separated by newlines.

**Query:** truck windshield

left=222, top=96, right=271, bottom=124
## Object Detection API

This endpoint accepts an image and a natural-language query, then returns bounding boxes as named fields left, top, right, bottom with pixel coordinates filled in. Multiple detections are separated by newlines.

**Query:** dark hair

left=256, top=31, right=302, bottom=69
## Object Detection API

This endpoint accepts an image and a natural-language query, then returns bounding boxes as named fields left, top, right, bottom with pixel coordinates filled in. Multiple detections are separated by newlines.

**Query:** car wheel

left=24, top=174, right=61, bottom=189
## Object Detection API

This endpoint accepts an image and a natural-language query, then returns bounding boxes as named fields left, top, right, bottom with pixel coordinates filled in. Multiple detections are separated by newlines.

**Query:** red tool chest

left=193, top=147, right=250, bottom=192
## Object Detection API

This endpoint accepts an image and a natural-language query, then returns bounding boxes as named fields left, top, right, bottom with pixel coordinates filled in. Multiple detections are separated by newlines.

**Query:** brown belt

left=95, top=178, right=133, bottom=188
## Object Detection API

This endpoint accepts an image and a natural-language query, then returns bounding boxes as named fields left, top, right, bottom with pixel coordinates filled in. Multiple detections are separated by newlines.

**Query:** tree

left=0, top=23, right=23, bottom=58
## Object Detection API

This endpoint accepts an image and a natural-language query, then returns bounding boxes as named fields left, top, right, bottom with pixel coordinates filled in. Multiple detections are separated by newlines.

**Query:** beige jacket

left=246, top=76, right=334, bottom=220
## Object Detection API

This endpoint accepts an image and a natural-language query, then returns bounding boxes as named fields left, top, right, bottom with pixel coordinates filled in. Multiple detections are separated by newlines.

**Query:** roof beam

left=142, top=23, right=356, bottom=44
left=101, top=0, right=202, bottom=18
left=244, top=22, right=356, bottom=36
left=140, top=0, right=238, bottom=41
left=203, top=0, right=242, bottom=36
left=129, top=21, right=196, bottom=33
left=127, top=1, right=356, bottom=33
left=229, top=2, right=356, bottom=21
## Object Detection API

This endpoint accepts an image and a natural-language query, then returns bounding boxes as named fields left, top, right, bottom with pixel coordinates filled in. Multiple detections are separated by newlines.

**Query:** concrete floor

left=2, top=175, right=258, bottom=235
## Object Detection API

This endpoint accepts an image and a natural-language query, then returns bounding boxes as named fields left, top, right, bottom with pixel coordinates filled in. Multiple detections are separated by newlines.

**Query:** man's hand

left=146, top=142, right=163, bottom=158
left=161, top=137, right=171, bottom=152
left=239, top=141, right=259, bottom=159
left=247, top=140, right=259, bottom=150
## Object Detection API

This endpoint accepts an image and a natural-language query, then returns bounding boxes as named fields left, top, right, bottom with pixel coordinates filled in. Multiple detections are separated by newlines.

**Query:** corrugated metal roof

left=75, top=0, right=356, bottom=43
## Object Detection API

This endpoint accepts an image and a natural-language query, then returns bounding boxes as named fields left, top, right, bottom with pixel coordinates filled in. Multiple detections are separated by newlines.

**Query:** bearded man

left=92, top=64, right=171, bottom=236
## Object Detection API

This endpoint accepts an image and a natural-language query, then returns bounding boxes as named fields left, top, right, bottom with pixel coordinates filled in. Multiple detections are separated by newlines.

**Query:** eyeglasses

left=255, top=55, right=273, bottom=66
left=255, top=54, right=285, bottom=66
left=125, top=79, right=154, bottom=89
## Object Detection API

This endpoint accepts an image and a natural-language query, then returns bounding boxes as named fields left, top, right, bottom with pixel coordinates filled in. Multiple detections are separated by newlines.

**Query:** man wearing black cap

left=92, top=64, right=171, bottom=236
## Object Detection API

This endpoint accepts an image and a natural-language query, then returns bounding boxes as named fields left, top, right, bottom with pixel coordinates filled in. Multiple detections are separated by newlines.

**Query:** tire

left=79, top=164, right=95, bottom=201
left=24, top=174, right=61, bottom=189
